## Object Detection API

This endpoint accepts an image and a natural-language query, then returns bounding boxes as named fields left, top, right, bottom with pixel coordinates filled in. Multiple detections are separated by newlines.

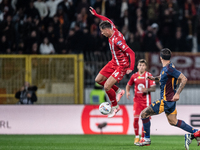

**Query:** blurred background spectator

left=46, top=0, right=63, bottom=18
left=33, top=0, right=48, bottom=21
left=39, top=37, right=55, bottom=54
left=0, top=0, right=199, bottom=54
left=0, top=35, right=9, bottom=53
left=15, top=81, right=38, bottom=104
left=56, top=36, right=67, bottom=54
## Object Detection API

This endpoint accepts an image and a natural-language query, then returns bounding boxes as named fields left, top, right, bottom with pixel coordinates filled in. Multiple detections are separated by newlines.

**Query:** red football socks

left=141, top=127, right=144, bottom=138
left=106, top=88, right=117, bottom=106
left=112, top=85, right=119, bottom=92
left=98, top=81, right=106, bottom=86
left=134, top=117, right=139, bottom=136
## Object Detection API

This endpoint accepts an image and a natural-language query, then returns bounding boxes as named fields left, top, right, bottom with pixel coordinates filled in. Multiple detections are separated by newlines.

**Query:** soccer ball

left=99, top=102, right=111, bottom=115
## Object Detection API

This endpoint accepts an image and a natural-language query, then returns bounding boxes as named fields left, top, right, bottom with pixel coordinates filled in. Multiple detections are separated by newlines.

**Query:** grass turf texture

left=0, top=135, right=199, bottom=150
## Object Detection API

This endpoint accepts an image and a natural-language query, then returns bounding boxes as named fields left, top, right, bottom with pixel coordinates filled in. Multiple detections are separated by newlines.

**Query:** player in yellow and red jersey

left=126, top=59, right=156, bottom=145
left=89, top=7, right=135, bottom=118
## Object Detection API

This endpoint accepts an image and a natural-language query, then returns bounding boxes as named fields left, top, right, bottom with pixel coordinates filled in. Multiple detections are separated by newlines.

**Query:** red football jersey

left=107, top=20, right=130, bottom=67
left=128, top=71, right=156, bottom=106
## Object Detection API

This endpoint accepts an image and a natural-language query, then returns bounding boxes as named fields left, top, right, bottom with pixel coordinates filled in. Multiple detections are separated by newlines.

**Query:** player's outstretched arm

left=147, top=76, right=160, bottom=81
left=125, top=48, right=135, bottom=74
left=89, top=7, right=114, bottom=26
left=172, top=73, right=187, bottom=101
left=141, top=85, right=156, bottom=93
left=149, top=85, right=156, bottom=92
left=125, top=84, right=131, bottom=100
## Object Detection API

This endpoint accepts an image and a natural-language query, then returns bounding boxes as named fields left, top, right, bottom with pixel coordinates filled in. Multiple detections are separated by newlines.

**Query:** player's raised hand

left=171, top=93, right=180, bottom=102
left=89, top=6, right=97, bottom=15
left=126, top=92, right=130, bottom=100
left=126, top=69, right=132, bottom=74
left=147, top=76, right=154, bottom=80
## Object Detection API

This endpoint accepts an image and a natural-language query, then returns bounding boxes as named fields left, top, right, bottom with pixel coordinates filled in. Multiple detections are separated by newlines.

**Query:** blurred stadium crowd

left=0, top=0, right=200, bottom=55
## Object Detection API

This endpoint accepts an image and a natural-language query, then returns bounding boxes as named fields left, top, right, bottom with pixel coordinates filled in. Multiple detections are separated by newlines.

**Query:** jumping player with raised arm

left=89, top=7, right=135, bottom=118
left=126, top=59, right=156, bottom=145
left=138, top=48, right=199, bottom=150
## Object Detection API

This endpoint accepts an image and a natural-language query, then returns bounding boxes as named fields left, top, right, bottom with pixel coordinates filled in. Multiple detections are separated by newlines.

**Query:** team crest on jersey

left=122, top=45, right=125, bottom=49
left=117, top=40, right=122, bottom=46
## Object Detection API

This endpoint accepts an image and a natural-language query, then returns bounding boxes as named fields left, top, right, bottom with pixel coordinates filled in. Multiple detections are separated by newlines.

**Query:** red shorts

left=133, top=102, right=148, bottom=117
left=99, top=61, right=129, bottom=82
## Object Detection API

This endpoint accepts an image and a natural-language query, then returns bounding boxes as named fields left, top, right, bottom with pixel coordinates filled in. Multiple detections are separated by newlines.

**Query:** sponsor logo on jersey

left=117, top=41, right=122, bottom=46
left=138, top=83, right=145, bottom=91
left=138, top=76, right=145, bottom=79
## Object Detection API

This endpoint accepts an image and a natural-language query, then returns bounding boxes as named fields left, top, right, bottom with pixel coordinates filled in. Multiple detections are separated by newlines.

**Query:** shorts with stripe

left=99, top=61, right=129, bottom=82
left=133, top=102, right=148, bottom=117
left=151, top=99, right=177, bottom=115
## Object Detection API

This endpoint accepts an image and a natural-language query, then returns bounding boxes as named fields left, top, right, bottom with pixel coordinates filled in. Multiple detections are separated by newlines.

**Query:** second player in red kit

left=126, top=59, right=156, bottom=145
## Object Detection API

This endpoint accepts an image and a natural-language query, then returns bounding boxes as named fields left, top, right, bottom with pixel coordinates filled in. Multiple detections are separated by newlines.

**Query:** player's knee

left=141, top=111, right=146, bottom=119
left=95, top=77, right=100, bottom=83
left=168, top=120, right=177, bottom=126
left=104, top=84, right=110, bottom=91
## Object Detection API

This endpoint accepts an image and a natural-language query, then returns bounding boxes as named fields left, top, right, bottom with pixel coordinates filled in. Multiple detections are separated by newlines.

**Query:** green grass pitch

left=0, top=135, right=199, bottom=150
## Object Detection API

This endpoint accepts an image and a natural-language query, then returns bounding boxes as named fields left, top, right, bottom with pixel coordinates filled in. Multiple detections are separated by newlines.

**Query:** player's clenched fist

left=171, top=93, right=180, bottom=102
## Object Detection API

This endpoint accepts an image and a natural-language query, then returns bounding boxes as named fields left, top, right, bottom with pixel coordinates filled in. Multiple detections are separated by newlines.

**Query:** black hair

left=99, top=21, right=112, bottom=29
left=160, top=48, right=171, bottom=60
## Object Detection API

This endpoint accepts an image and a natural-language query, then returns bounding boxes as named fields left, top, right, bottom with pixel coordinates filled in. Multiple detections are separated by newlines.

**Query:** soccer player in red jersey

left=89, top=7, right=135, bottom=118
left=126, top=59, right=156, bottom=145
